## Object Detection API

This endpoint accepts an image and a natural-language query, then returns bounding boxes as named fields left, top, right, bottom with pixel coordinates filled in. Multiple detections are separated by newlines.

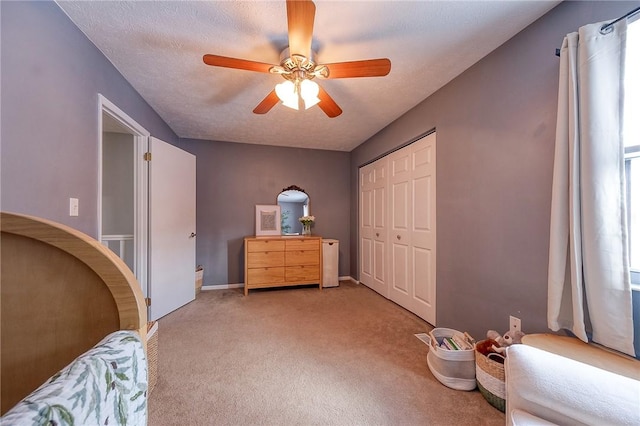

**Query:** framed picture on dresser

left=255, top=204, right=281, bottom=236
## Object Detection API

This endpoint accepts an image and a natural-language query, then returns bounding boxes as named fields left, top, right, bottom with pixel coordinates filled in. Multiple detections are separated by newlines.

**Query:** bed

left=1, top=211, right=148, bottom=423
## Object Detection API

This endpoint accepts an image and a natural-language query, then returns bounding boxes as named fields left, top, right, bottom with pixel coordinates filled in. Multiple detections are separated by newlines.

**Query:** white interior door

left=149, top=137, right=196, bottom=320
left=359, top=159, right=388, bottom=297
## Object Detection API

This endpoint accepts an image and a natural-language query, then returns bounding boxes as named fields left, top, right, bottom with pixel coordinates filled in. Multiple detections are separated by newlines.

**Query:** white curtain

left=548, top=19, right=635, bottom=356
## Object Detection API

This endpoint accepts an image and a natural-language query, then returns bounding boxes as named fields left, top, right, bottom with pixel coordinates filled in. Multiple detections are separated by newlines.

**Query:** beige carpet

left=148, top=281, right=505, bottom=425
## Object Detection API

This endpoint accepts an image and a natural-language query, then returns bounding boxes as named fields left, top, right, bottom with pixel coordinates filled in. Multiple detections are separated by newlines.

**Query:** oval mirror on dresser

left=277, top=185, right=309, bottom=235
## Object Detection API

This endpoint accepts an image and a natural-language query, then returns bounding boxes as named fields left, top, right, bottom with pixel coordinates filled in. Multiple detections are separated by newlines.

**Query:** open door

left=149, top=137, right=196, bottom=320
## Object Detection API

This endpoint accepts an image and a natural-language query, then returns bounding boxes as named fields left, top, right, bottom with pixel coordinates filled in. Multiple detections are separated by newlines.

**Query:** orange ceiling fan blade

left=286, top=0, right=315, bottom=57
left=253, top=90, right=280, bottom=114
left=323, top=58, right=391, bottom=79
left=203, top=54, right=274, bottom=73
left=317, top=85, right=342, bottom=118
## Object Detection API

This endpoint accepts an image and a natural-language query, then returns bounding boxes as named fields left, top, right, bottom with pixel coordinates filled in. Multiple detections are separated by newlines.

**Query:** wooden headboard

left=0, top=212, right=147, bottom=414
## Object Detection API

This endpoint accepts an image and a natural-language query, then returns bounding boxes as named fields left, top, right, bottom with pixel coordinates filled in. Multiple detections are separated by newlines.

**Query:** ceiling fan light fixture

left=300, top=79, right=320, bottom=109
left=275, top=79, right=319, bottom=111
left=275, top=80, right=299, bottom=110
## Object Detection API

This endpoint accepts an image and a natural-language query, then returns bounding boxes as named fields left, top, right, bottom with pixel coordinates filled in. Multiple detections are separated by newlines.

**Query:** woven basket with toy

left=475, top=329, right=525, bottom=412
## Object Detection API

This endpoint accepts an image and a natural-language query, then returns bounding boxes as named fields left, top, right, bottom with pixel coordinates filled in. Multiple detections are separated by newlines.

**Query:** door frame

left=98, top=94, right=150, bottom=298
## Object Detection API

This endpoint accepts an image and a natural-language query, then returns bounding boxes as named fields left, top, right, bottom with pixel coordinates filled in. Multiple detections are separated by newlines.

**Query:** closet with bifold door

left=359, top=132, right=437, bottom=325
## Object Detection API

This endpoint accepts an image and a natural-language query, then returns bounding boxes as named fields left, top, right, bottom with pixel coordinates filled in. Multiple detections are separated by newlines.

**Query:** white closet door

left=359, top=160, right=388, bottom=297
left=386, top=133, right=437, bottom=325
left=149, top=137, right=196, bottom=320
left=410, top=133, right=437, bottom=325
left=388, top=145, right=413, bottom=312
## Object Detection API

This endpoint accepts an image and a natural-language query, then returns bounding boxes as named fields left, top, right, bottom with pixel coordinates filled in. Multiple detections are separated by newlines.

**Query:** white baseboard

left=201, top=283, right=244, bottom=291
left=342, top=276, right=360, bottom=284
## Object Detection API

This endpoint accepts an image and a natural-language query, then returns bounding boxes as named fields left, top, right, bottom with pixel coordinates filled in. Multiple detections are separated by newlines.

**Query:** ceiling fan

left=202, top=0, right=391, bottom=118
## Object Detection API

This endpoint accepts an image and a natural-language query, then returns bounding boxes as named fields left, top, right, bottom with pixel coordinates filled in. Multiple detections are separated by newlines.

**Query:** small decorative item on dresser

left=256, top=205, right=282, bottom=236
left=299, top=215, right=315, bottom=235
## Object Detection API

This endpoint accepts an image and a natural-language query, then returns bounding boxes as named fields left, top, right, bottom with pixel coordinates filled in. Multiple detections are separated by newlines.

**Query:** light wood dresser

left=244, top=236, right=323, bottom=295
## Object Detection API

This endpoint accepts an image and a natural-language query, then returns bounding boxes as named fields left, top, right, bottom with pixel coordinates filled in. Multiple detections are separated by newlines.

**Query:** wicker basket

left=475, top=340, right=506, bottom=412
left=147, top=321, right=159, bottom=394
left=195, top=267, right=204, bottom=294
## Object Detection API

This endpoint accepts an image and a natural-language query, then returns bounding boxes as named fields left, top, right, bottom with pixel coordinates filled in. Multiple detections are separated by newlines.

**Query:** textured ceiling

left=57, top=0, right=560, bottom=152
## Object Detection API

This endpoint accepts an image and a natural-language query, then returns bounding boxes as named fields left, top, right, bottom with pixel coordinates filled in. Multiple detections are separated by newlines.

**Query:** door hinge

left=144, top=152, right=152, bottom=161
left=145, top=297, right=151, bottom=307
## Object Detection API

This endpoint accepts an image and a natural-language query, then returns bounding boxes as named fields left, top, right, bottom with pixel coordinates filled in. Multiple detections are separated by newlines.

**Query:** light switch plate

left=69, top=198, right=79, bottom=216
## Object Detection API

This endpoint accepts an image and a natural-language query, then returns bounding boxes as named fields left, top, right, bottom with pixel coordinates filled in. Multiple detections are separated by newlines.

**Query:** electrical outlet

left=510, top=315, right=521, bottom=333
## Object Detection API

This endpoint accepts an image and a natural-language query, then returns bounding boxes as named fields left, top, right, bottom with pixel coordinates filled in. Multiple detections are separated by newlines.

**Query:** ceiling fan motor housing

left=271, top=47, right=329, bottom=81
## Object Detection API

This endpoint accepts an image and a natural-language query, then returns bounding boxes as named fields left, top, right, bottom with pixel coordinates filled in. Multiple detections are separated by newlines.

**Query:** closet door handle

left=376, top=232, right=379, bottom=237
left=190, top=232, right=196, bottom=238
left=397, top=235, right=401, bottom=240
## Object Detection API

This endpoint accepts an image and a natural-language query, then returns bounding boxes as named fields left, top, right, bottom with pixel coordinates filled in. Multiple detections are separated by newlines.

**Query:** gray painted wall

left=102, top=132, right=135, bottom=271
left=350, top=1, right=639, bottom=342
left=102, top=132, right=134, bottom=235
left=178, top=139, right=350, bottom=287
left=1, top=1, right=178, bottom=237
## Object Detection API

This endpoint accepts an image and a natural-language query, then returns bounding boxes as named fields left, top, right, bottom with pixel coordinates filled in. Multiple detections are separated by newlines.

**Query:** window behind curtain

left=625, top=18, right=639, bottom=287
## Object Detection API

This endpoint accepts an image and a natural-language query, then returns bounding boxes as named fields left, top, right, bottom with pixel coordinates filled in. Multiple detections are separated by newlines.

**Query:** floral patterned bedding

left=1, top=330, right=147, bottom=426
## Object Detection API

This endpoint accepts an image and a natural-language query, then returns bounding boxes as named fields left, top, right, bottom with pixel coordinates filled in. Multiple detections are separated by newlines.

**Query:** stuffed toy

left=486, top=329, right=525, bottom=354
left=475, top=338, right=501, bottom=356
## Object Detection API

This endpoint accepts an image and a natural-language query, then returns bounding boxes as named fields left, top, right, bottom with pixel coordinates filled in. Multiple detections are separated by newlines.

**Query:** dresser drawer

left=285, top=239, right=320, bottom=251
left=247, top=267, right=284, bottom=285
left=286, top=249, right=320, bottom=266
left=247, top=251, right=284, bottom=268
left=247, top=239, right=285, bottom=253
left=285, top=265, right=320, bottom=282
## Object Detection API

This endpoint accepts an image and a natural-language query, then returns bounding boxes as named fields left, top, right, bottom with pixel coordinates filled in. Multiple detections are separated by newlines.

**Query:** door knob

left=189, top=232, right=196, bottom=238
left=397, top=235, right=401, bottom=240
left=376, top=232, right=379, bottom=237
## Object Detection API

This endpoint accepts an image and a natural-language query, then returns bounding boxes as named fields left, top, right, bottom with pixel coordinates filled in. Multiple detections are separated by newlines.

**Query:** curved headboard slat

left=1, top=212, right=147, bottom=414
left=1, top=212, right=147, bottom=331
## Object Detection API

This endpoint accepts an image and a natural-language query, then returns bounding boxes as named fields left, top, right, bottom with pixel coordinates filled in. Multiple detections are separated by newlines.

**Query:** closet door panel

left=374, top=187, right=386, bottom=228
left=361, top=238, right=373, bottom=284
left=410, top=134, right=437, bottom=325
left=359, top=165, right=374, bottom=288
left=413, top=246, right=433, bottom=303
left=389, top=146, right=413, bottom=310
left=392, top=243, right=410, bottom=294
left=374, top=240, right=386, bottom=287
left=360, top=159, right=388, bottom=297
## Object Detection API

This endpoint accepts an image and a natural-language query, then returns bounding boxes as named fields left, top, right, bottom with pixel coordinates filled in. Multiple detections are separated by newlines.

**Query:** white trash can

left=322, top=239, right=339, bottom=287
